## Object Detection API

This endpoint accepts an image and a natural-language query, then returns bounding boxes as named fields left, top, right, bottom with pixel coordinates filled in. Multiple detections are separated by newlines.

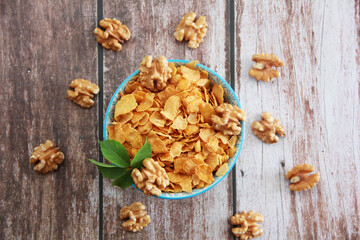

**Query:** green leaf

left=99, top=140, right=130, bottom=168
left=97, top=166, right=127, bottom=179
left=112, top=170, right=134, bottom=189
left=88, top=158, right=116, bottom=168
left=88, top=159, right=127, bottom=179
left=130, top=139, right=152, bottom=169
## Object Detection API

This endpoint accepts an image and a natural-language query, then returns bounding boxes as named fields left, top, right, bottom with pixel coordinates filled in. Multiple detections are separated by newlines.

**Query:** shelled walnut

left=230, top=211, right=264, bottom=240
left=210, top=103, right=246, bottom=136
left=120, top=202, right=151, bottom=232
left=251, top=112, right=285, bottom=143
left=137, top=55, right=173, bottom=92
left=131, top=158, right=170, bottom=196
left=29, top=140, right=64, bottom=173
left=67, top=79, right=100, bottom=108
left=249, top=53, right=284, bottom=82
left=286, top=163, right=320, bottom=191
left=93, top=18, right=131, bottom=52
left=174, top=12, right=208, bottom=49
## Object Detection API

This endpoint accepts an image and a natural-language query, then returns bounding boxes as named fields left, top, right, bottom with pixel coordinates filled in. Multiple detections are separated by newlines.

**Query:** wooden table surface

left=1, top=0, right=359, bottom=239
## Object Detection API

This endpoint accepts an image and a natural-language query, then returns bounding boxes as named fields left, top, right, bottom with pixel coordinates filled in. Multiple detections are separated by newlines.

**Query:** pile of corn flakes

left=107, top=57, right=245, bottom=193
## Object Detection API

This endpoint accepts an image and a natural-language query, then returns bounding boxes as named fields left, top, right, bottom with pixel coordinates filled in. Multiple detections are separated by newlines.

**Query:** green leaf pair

left=88, top=139, right=152, bottom=189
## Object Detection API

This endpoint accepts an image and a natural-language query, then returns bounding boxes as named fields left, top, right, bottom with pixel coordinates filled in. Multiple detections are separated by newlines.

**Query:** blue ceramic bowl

left=104, top=59, right=245, bottom=199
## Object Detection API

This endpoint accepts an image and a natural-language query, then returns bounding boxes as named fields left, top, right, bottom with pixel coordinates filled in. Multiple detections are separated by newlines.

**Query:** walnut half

left=249, top=53, right=284, bottom=82
left=174, top=12, right=208, bottom=49
left=29, top=140, right=64, bottom=173
left=131, top=158, right=170, bottom=196
left=67, top=79, right=100, bottom=108
left=120, top=202, right=151, bottom=232
left=137, top=55, right=173, bottom=92
left=251, top=112, right=285, bottom=143
left=211, top=103, right=246, bottom=136
left=230, top=210, right=264, bottom=240
left=286, top=163, right=320, bottom=191
left=94, top=18, right=131, bottom=52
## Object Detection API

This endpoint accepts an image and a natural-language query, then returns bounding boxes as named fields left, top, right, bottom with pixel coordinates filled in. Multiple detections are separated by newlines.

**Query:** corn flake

left=195, top=164, right=214, bottom=184
left=115, top=112, right=133, bottom=124
left=131, top=112, right=146, bottom=123
left=199, top=128, right=215, bottom=142
left=169, top=62, right=177, bottom=76
left=161, top=95, right=181, bottom=121
left=115, top=94, right=138, bottom=117
left=171, top=115, right=188, bottom=130
left=122, top=124, right=143, bottom=148
left=199, top=102, right=215, bottom=123
left=157, top=85, right=177, bottom=104
left=185, top=60, right=199, bottom=70
left=125, top=81, right=141, bottom=94
left=168, top=172, right=192, bottom=193
left=150, top=111, right=166, bottom=128
left=183, top=158, right=205, bottom=175
left=194, top=140, right=201, bottom=152
left=183, top=95, right=203, bottom=113
left=187, top=113, right=198, bottom=124
left=170, top=142, right=183, bottom=158
left=215, top=163, right=229, bottom=177
left=196, top=78, right=211, bottom=88
left=184, top=124, right=200, bottom=136
left=170, top=74, right=182, bottom=84
left=204, top=136, right=219, bottom=153
left=107, top=123, right=125, bottom=144
left=200, top=70, right=208, bottom=79
left=147, top=131, right=168, bottom=153
left=176, top=77, right=191, bottom=91
left=158, top=153, right=173, bottom=164
left=136, top=92, right=155, bottom=111
left=229, top=136, right=238, bottom=148
left=137, top=121, right=152, bottom=134
left=215, top=132, right=229, bottom=144
left=205, top=152, right=220, bottom=171
left=181, top=66, right=200, bottom=82
left=212, top=83, right=224, bottom=105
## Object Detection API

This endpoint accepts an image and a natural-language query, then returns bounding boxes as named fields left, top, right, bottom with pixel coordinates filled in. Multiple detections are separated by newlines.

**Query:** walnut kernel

left=249, top=53, right=284, bottom=82
left=251, top=112, right=285, bottom=143
left=120, top=202, right=151, bottom=232
left=230, top=211, right=264, bottom=240
left=29, top=140, right=64, bottom=173
left=174, top=12, right=208, bottom=49
left=131, top=158, right=170, bottom=196
left=211, top=103, right=246, bottom=136
left=67, top=79, right=100, bottom=108
left=286, top=163, right=320, bottom=191
left=137, top=55, right=173, bottom=92
left=94, top=18, right=131, bottom=52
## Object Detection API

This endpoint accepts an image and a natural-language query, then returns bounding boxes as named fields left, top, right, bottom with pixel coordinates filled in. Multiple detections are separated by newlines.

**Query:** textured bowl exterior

left=104, top=60, right=245, bottom=199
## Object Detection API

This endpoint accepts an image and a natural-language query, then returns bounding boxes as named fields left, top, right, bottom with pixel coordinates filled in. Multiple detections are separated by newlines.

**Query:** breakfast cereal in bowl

left=104, top=56, right=246, bottom=199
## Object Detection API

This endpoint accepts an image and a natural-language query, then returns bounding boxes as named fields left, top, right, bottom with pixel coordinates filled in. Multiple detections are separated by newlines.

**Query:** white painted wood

left=235, top=0, right=360, bottom=239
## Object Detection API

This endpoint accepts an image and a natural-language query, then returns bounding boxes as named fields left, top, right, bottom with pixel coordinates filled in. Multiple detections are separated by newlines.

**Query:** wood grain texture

left=235, top=0, right=360, bottom=239
left=1, top=0, right=359, bottom=239
left=0, top=0, right=99, bottom=239
left=101, top=0, right=233, bottom=239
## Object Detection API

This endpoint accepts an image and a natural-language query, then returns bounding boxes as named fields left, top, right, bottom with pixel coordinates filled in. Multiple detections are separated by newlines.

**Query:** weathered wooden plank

left=0, top=1, right=99, bottom=239
left=102, top=0, right=233, bottom=239
left=235, top=0, right=360, bottom=239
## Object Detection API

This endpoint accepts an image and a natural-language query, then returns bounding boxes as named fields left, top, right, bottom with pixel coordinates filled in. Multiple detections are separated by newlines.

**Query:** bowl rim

left=104, top=59, right=245, bottom=200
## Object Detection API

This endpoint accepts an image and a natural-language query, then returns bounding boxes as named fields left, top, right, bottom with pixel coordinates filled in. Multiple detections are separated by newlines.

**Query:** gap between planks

left=229, top=0, right=238, bottom=225
left=97, top=0, right=104, bottom=239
